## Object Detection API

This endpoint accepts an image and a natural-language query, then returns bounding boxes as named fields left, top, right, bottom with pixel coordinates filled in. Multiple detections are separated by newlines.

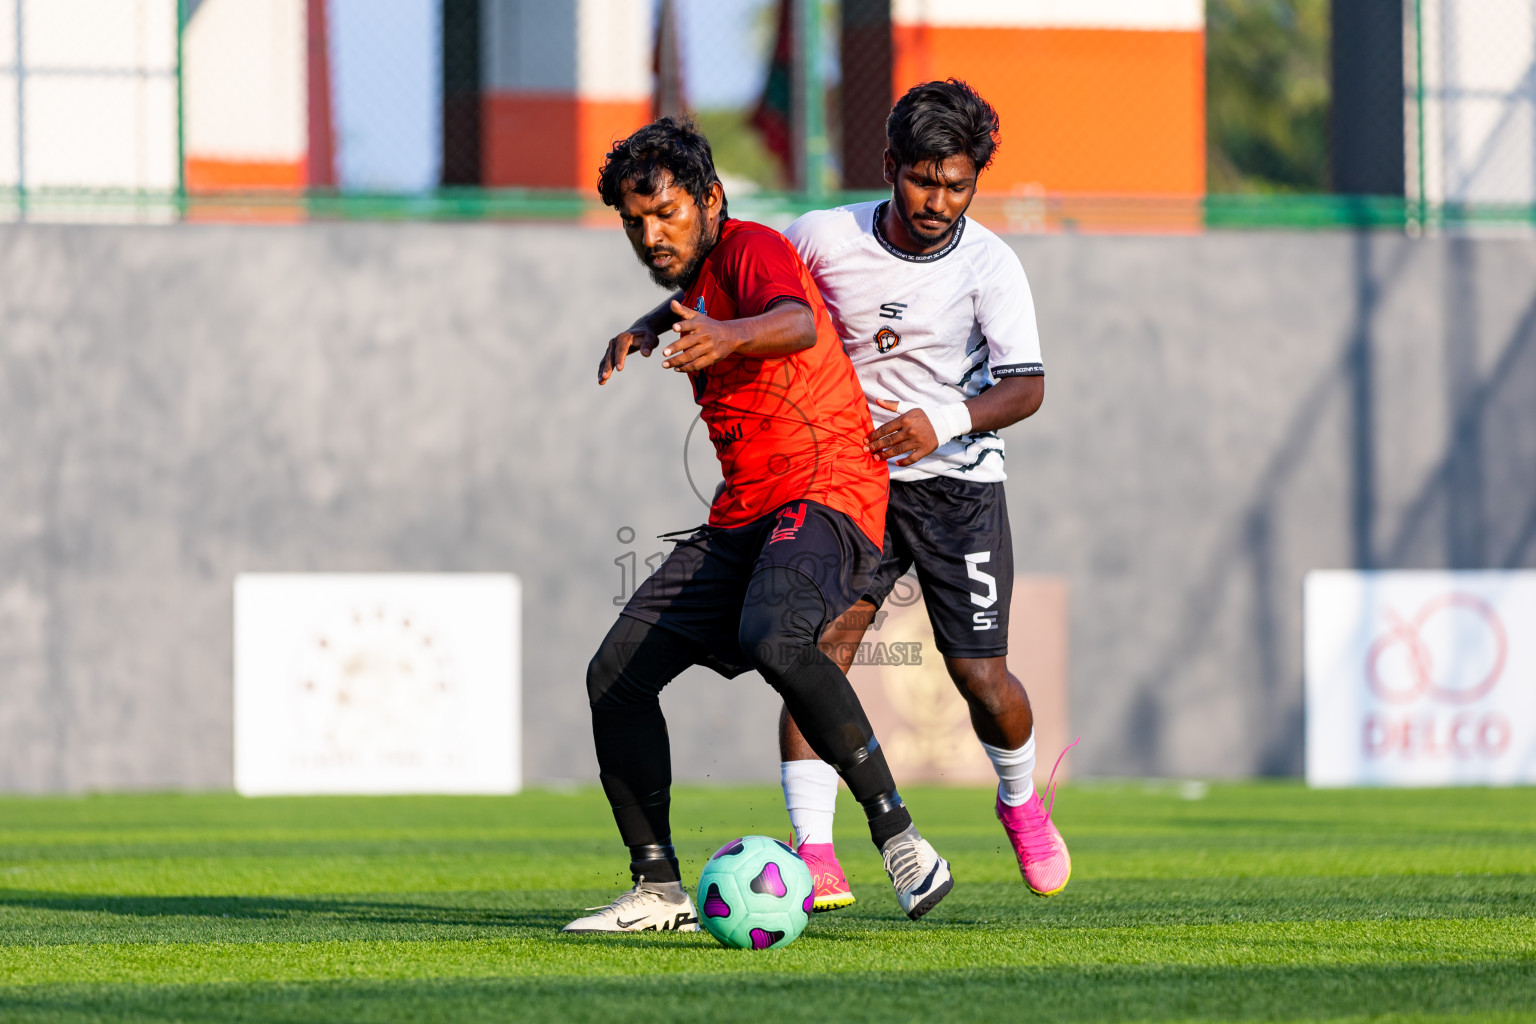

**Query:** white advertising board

left=1305, top=571, right=1536, bottom=787
left=235, top=574, right=521, bottom=796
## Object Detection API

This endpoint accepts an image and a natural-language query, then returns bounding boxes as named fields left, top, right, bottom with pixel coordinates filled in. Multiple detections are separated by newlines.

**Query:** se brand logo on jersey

left=879, top=301, right=908, bottom=320
left=874, top=327, right=901, bottom=353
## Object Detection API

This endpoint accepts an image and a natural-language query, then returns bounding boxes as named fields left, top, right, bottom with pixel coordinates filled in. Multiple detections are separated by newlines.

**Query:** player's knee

left=737, top=603, right=793, bottom=671
left=586, top=637, right=653, bottom=708
left=948, top=658, right=1008, bottom=699
left=741, top=618, right=825, bottom=677
left=739, top=568, right=825, bottom=667
left=950, top=660, right=1024, bottom=718
left=586, top=646, right=621, bottom=707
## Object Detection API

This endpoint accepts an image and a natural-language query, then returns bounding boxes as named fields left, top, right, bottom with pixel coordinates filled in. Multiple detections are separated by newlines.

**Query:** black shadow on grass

left=2, top=961, right=1533, bottom=1024
left=552, top=931, right=719, bottom=950
left=6, top=874, right=1533, bottom=942
left=0, top=891, right=567, bottom=930
left=914, top=875, right=1536, bottom=929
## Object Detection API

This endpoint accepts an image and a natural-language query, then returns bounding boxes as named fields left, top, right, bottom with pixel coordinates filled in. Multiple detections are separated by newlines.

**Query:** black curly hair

left=886, top=79, right=1001, bottom=174
left=597, top=116, right=726, bottom=216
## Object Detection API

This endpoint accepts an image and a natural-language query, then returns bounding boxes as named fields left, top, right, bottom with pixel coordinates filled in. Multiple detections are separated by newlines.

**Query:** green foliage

left=694, top=110, right=788, bottom=193
left=1207, top=0, right=1332, bottom=193
left=0, top=784, right=1532, bottom=1021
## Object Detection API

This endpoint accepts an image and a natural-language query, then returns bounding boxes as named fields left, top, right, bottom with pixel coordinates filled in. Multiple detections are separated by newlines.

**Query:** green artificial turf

left=0, top=782, right=1531, bottom=1022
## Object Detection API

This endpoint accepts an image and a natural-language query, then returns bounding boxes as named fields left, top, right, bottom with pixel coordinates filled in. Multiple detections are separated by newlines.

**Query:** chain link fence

left=3, top=0, right=1536, bottom=229
left=1407, top=0, right=1536, bottom=216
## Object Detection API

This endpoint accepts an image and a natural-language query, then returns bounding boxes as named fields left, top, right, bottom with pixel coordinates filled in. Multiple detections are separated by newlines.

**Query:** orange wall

left=483, top=94, right=650, bottom=190
left=893, top=26, right=1205, bottom=195
left=185, top=158, right=307, bottom=192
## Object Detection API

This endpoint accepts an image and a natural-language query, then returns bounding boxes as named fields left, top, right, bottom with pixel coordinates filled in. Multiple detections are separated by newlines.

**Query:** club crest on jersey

left=695, top=296, right=707, bottom=314
left=874, top=326, right=900, bottom=353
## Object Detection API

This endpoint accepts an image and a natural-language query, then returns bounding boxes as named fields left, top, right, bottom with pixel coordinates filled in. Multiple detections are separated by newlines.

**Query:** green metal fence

left=4, top=0, right=1535, bottom=233
left=6, top=183, right=1536, bottom=232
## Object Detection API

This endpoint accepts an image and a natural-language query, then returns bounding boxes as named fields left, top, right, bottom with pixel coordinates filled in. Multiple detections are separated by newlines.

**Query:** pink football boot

left=795, top=841, right=856, bottom=912
left=996, top=740, right=1078, bottom=897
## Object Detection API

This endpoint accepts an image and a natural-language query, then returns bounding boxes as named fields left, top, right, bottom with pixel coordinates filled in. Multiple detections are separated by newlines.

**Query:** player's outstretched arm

left=867, top=376, right=1044, bottom=466
left=598, top=290, right=684, bottom=385
left=659, top=298, right=815, bottom=374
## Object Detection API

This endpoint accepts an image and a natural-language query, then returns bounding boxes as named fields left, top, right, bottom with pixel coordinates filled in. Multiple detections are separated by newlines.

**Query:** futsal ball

left=696, top=835, right=814, bottom=950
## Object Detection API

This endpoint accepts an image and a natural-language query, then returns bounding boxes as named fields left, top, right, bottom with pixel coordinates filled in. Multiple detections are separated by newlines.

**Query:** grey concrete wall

left=1012, top=232, right=1536, bottom=776
left=0, top=224, right=1532, bottom=789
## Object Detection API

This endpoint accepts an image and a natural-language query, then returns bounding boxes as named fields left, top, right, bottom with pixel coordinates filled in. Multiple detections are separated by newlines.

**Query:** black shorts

left=620, top=500, right=882, bottom=677
left=863, top=477, right=1012, bottom=659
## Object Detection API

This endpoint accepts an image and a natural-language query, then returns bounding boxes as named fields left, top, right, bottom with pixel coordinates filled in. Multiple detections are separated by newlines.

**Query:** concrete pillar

left=1331, top=0, right=1404, bottom=196
left=441, top=0, right=482, bottom=185
left=840, top=0, right=894, bottom=190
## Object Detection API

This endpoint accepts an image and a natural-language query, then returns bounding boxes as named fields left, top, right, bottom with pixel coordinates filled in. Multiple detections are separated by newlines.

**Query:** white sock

left=982, top=733, right=1037, bottom=807
left=781, top=759, right=839, bottom=847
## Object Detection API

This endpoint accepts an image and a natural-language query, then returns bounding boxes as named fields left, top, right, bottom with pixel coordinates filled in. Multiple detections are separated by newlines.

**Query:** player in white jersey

left=777, top=80, right=1071, bottom=910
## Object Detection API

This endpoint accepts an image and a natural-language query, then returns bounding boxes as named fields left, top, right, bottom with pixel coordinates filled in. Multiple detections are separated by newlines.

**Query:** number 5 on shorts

left=966, top=551, right=999, bottom=631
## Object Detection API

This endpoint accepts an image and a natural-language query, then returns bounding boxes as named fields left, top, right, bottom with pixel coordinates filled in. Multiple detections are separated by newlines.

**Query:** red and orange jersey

left=681, top=219, right=887, bottom=548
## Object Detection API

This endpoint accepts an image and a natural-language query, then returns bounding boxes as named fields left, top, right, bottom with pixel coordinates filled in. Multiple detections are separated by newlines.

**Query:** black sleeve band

left=763, top=295, right=813, bottom=312
left=992, top=362, right=1044, bottom=378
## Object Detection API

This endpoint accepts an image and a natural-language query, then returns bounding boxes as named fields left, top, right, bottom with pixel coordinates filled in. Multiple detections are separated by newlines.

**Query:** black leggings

left=588, top=566, right=910, bottom=883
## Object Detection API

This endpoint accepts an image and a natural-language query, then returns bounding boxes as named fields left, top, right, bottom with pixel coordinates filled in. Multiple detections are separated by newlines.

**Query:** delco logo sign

left=1361, top=593, right=1510, bottom=760
left=1305, top=572, right=1536, bottom=787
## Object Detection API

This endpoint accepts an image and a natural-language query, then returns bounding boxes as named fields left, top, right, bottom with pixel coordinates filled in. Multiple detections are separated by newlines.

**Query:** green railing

left=3, top=187, right=1534, bottom=232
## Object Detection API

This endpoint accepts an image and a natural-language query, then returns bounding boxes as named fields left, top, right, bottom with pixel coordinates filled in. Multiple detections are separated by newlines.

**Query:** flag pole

left=795, top=0, right=827, bottom=200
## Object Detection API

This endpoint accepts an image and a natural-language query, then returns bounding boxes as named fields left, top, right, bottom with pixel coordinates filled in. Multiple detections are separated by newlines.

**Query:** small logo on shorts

left=770, top=503, right=808, bottom=544
left=874, top=327, right=900, bottom=354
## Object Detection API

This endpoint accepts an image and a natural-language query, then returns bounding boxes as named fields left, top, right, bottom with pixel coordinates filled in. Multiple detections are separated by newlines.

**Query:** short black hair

left=886, top=79, right=1000, bottom=174
left=598, top=116, right=725, bottom=214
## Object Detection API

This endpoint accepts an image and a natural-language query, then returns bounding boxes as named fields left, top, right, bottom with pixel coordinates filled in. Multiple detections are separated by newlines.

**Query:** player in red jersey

left=564, top=119, right=953, bottom=933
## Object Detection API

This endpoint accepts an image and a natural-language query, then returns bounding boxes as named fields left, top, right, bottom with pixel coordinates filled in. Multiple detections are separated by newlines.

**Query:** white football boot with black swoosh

left=881, top=825, right=954, bottom=920
left=561, top=883, right=699, bottom=933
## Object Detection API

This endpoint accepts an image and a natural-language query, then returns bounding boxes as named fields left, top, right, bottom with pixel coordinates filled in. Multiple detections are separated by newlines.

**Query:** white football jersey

left=785, top=200, right=1043, bottom=483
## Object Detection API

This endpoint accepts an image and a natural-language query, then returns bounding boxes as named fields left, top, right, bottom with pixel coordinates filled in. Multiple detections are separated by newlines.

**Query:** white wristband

left=897, top=401, right=972, bottom=448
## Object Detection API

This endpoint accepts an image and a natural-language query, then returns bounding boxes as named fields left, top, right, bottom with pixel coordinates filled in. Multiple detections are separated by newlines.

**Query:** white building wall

left=1409, top=0, right=1536, bottom=206
left=575, top=0, right=650, bottom=100
left=25, top=72, right=177, bottom=190
left=2, top=0, right=177, bottom=192
left=1, top=0, right=16, bottom=189
left=182, top=0, right=306, bottom=165
left=26, top=0, right=176, bottom=70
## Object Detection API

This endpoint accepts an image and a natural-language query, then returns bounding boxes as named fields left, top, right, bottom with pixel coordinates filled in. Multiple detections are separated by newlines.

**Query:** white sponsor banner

left=1305, top=571, right=1536, bottom=787
left=235, top=574, right=521, bottom=796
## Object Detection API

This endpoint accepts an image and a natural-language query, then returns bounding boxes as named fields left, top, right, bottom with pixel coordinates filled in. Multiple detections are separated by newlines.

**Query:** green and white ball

left=696, top=835, right=814, bottom=950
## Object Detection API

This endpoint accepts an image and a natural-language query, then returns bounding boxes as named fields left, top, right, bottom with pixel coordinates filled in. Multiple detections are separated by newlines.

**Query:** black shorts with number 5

left=862, top=477, right=1012, bottom=659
